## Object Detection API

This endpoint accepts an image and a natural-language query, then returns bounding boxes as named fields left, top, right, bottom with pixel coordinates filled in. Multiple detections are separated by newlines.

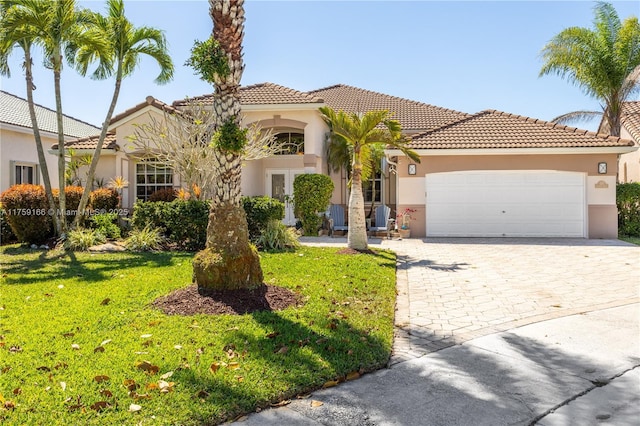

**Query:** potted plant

left=396, top=208, right=416, bottom=238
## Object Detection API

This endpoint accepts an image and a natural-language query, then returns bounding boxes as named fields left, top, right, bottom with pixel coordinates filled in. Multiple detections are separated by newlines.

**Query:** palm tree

left=1, top=0, right=104, bottom=234
left=190, top=0, right=263, bottom=292
left=0, top=0, right=64, bottom=235
left=319, top=106, right=420, bottom=251
left=539, top=2, right=640, bottom=136
left=71, top=0, right=173, bottom=228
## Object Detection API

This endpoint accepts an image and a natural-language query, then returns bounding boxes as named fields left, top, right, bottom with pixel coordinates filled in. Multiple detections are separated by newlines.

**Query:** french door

left=266, top=169, right=304, bottom=226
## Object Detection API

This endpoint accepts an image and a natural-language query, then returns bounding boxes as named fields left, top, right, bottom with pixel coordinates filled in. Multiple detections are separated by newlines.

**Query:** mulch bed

left=152, top=284, right=302, bottom=316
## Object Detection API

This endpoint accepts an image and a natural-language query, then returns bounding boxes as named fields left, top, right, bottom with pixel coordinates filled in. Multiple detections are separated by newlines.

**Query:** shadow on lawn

left=174, top=309, right=390, bottom=425
left=0, top=246, right=192, bottom=285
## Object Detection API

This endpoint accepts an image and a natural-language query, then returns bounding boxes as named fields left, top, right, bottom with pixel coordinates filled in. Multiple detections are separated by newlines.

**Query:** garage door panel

left=426, top=171, right=585, bottom=237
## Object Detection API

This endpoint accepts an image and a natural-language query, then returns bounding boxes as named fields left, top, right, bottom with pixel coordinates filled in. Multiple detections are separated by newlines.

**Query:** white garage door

left=425, top=171, right=586, bottom=237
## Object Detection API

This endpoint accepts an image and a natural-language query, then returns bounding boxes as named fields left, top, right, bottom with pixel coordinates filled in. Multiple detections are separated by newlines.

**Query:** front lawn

left=619, top=235, right=640, bottom=246
left=0, top=246, right=396, bottom=425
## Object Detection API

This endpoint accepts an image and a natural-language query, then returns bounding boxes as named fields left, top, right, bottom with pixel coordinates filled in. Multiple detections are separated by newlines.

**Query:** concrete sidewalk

left=240, top=304, right=639, bottom=425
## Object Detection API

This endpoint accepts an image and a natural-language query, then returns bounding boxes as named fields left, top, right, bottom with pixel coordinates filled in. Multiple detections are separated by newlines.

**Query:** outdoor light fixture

left=408, top=164, right=417, bottom=175
left=598, top=162, right=607, bottom=174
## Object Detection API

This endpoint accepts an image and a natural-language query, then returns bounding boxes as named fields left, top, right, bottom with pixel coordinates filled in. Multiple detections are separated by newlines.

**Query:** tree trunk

left=73, top=76, right=123, bottom=228
left=23, top=48, right=61, bottom=236
left=193, top=0, right=263, bottom=292
left=54, top=63, right=67, bottom=234
left=348, top=148, right=368, bottom=251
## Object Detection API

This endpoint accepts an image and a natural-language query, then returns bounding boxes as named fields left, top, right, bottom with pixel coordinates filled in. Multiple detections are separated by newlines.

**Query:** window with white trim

left=135, top=160, right=173, bottom=201
left=11, top=162, right=39, bottom=185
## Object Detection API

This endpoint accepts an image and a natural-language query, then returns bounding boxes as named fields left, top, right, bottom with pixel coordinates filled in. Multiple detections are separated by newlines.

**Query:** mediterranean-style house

left=0, top=90, right=99, bottom=192
left=2, top=84, right=637, bottom=239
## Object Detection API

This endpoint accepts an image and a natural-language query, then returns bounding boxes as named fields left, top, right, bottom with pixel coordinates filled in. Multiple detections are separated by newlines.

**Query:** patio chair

left=328, top=204, right=348, bottom=236
left=369, top=205, right=393, bottom=238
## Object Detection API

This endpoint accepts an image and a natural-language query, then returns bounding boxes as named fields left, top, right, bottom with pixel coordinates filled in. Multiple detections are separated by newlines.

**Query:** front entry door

left=266, top=169, right=304, bottom=226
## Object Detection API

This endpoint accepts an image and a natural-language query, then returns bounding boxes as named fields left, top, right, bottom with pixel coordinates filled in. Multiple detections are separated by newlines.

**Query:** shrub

left=617, top=183, right=640, bottom=237
left=0, top=184, right=53, bottom=243
left=163, top=200, right=209, bottom=250
left=53, top=186, right=85, bottom=224
left=132, top=200, right=209, bottom=250
left=293, top=174, right=334, bottom=235
left=0, top=204, right=17, bottom=244
left=242, top=196, right=285, bottom=240
left=90, top=213, right=121, bottom=239
left=64, top=228, right=106, bottom=251
left=149, top=188, right=176, bottom=202
left=89, top=188, right=119, bottom=211
left=257, top=219, right=300, bottom=251
left=125, top=225, right=163, bottom=251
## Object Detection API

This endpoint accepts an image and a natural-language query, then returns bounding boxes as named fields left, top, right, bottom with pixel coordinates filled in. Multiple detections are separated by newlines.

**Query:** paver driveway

left=386, top=238, right=640, bottom=364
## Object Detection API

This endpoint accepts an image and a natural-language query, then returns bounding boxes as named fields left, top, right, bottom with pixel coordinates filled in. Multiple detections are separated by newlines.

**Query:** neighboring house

left=618, top=101, right=640, bottom=183
left=0, top=90, right=99, bottom=194
left=27, top=83, right=640, bottom=239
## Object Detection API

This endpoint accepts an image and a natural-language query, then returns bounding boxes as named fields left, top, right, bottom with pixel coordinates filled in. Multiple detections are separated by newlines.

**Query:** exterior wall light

left=408, top=164, right=417, bottom=175
left=598, top=162, right=607, bottom=174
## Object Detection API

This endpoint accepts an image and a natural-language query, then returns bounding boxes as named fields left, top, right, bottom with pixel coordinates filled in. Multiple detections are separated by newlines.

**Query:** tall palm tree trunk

left=192, top=0, right=263, bottom=292
left=53, top=65, right=67, bottom=233
left=23, top=47, right=61, bottom=236
left=348, top=150, right=368, bottom=251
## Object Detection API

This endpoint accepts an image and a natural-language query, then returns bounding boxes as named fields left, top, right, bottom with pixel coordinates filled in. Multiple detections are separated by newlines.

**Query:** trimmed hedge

left=132, top=200, right=209, bottom=251
left=242, top=196, right=285, bottom=239
left=89, top=188, right=119, bottom=211
left=617, top=183, right=640, bottom=237
left=293, top=174, right=334, bottom=235
left=0, top=205, right=17, bottom=244
left=149, top=188, right=176, bottom=202
left=53, top=186, right=84, bottom=224
left=0, top=184, right=53, bottom=243
left=132, top=197, right=285, bottom=250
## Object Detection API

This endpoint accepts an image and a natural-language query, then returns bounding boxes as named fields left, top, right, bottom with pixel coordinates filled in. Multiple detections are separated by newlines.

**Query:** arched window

left=274, top=131, right=304, bottom=155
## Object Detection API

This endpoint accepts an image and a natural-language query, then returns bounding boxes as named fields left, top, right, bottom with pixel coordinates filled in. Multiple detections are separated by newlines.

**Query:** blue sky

left=1, top=1, right=638, bottom=131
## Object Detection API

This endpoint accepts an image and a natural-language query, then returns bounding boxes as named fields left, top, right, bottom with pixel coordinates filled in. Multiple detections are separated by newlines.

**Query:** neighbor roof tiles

left=0, top=90, right=99, bottom=137
left=308, top=84, right=470, bottom=132
left=408, top=110, right=636, bottom=149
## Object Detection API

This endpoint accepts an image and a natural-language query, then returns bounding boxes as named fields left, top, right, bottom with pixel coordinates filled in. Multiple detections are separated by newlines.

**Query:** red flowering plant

left=397, top=208, right=416, bottom=230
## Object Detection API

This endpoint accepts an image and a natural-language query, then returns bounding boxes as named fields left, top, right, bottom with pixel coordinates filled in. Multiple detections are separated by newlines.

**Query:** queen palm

left=319, top=107, right=420, bottom=251
left=539, top=2, right=640, bottom=136
left=190, top=0, right=263, bottom=291
left=72, top=0, right=173, bottom=228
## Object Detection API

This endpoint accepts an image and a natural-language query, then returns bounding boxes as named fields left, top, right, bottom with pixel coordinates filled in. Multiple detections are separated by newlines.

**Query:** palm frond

left=551, top=110, right=603, bottom=125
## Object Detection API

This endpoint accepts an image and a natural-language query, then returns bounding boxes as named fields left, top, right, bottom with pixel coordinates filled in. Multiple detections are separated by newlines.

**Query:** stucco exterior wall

left=1, top=127, right=60, bottom=193
left=619, top=126, right=639, bottom=183
left=395, top=153, right=619, bottom=239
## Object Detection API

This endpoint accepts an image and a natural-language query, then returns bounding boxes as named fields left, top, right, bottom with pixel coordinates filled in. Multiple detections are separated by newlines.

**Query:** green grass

left=619, top=235, right=640, bottom=246
left=0, top=245, right=396, bottom=425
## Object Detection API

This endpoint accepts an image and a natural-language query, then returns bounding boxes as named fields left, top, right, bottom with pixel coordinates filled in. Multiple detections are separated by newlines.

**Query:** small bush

left=0, top=204, right=17, bottom=244
left=257, top=219, right=300, bottom=251
left=149, top=188, right=176, bottom=202
left=125, top=225, right=163, bottom=251
left=89, top=188, right=119, bottom=211
left=132, top=201, right=167, bottom=231
left=617, top=183, right=640, bottom=237
left=242, top=196, right=285, bottom=240
left=90, top=213, right=121, bottom=239
left=64, top=228, right=106, bottom=251
left=293, top=174, right=334, bottom=235
left=0, top=184, right=53, bottom=243
left=53, top=186, right=85, bottom=224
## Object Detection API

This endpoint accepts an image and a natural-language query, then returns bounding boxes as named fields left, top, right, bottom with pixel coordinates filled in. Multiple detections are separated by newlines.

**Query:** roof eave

left=385, top=146, right=639, bottom=156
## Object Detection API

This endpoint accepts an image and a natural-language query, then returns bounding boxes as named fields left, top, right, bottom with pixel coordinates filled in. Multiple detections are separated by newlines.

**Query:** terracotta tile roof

left=0, top=90, right=99, bottom=137
left=308, top=84, right=470, bottom=132
left=172, top=82, right=324, bottom=107
left=408, top=110, right=636, bottom=149
left=621, top=101, right=640, bottom=142
left=110, top=95, right=180, bottom=124
left=52, top=132, right=118, bottom=151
